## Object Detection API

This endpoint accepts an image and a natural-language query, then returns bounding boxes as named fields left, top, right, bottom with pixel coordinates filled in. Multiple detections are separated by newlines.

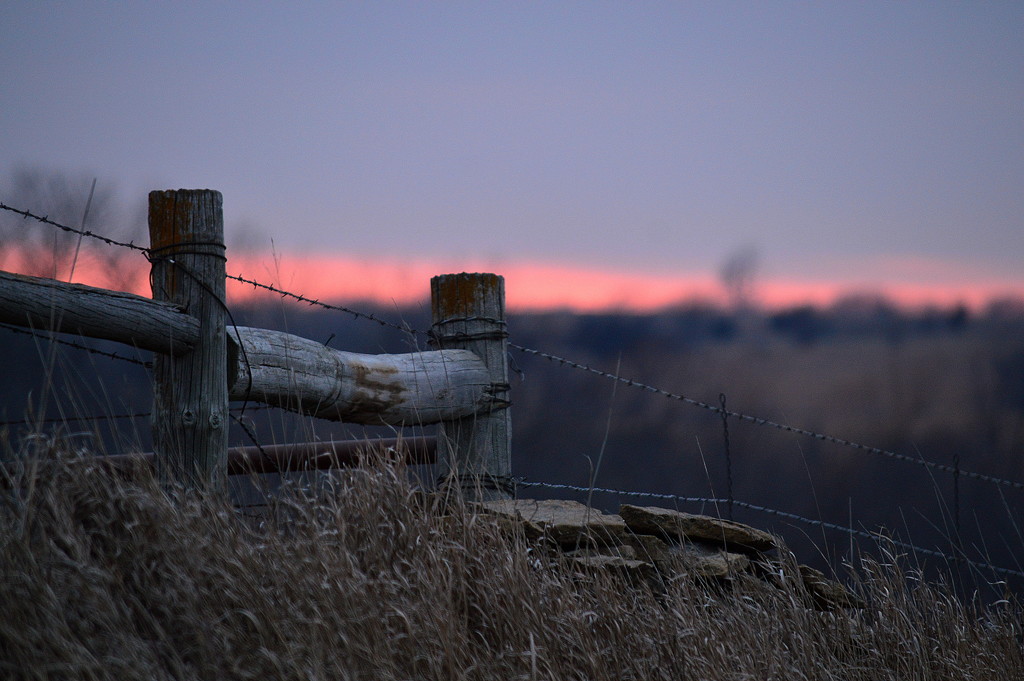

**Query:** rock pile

left=479, top=498, right=861, bottom=610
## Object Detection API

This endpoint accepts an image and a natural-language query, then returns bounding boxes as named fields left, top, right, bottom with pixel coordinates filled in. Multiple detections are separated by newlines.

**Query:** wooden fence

left=0, top=189, right=512, bottom=500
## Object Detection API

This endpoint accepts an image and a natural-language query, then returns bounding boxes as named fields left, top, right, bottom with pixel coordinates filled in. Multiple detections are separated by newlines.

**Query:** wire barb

left=1, top=201, right=416, bottom=337
left=0, top=202, right=149, bottom=254
left=1, top=323, right=152, bottom=368
left=7, top=197, right=1023, bottom=582
left=225, top=272, right=419, bottom=335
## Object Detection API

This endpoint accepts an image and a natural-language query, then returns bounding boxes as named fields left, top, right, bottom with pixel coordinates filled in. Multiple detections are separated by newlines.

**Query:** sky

left=2, top=1, right=1022, bottom=311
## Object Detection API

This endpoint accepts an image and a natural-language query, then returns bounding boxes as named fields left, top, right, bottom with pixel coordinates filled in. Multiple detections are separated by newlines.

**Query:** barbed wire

left=2, top=202, right=418, bottom=336
left=510, top=343, right=1024, bottom=493
left=1, top=322, right=152, bottom=368
left=0, top=202, right=149, bottom=254
left=225, top=272, right=420, bottom=335
left=7, top=200, right=1023, bottom=493
left=517, top=479, right=1024, bottom=579
left=9, top=200, right=1024, bottom=579
left=0, top=411, right=151, bottom=427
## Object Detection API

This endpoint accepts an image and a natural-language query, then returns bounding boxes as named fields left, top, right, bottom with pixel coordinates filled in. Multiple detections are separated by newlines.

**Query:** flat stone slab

left=566, top=544, right=640, bottom=561
left=566, top=553, right=651, bottom=572
left=675, top=542, right=751, bottom=578
left=624, top=534, right=750, bottom=578
left=624, top=533, right=673, bottom=564
left=565, top=553, right=659, bottom=588
left=481, top=499, right=628, bottom=548
left=474, top=499, right=863, bottom=608
left=619, top=504, right=777, bottom=554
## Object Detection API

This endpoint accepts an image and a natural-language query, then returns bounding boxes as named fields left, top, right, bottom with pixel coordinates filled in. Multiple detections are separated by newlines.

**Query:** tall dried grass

left=1, top=446, right=1021, bottom=680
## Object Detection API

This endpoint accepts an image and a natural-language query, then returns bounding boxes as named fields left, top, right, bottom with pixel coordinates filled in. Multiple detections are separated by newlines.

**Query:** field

left=3, top=296, right=1024, bottom=678
left=2, top=448, right=1022, bottom=680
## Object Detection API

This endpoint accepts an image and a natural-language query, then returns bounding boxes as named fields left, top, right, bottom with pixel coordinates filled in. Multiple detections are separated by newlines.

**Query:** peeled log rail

left=227, top=326, right=496, bottom=425
left=0, top=270, right=199, bottom=356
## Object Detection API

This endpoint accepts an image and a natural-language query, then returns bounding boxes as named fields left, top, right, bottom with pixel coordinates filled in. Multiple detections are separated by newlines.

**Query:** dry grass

left=1, top=448, right=1021, bottom=681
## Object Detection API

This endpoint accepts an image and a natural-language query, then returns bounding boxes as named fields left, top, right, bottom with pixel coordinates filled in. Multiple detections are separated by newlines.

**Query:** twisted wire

left=7, top=206, right=1021, bottom=496
left=516, top=479, right=1024, bottom=579
left=510, top=343, right=1024, bottom=492
left=1, top=322, right=152, bottom=367
left=0, top=202, right=149, bottom=253
left=8, top=198, right=1023, bottom=579
left=225, top=272, right=420, bottom=335
left=2, top=202, right=417, bottom=337
left=0, top=411, right=150, bottom=427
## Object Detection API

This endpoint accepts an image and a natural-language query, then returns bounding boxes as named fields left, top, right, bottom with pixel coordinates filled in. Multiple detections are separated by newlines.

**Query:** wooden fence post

left=431, top=273, right=512, bottom=501
left=148, top=190, right=228, bottom=490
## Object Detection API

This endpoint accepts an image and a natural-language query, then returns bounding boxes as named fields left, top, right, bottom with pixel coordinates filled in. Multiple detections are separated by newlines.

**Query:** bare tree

left=719, top=245, right=760, bottom=311
left=1, top=167, right=145, bottom=291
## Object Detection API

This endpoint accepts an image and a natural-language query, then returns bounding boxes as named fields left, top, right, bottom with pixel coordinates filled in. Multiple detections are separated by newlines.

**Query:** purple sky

left=2, top=2, right=1022, bottom=293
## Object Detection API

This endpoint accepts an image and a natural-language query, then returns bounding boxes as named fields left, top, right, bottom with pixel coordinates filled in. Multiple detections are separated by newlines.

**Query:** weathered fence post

left=148, top=190, right=228, bottom=490
left=431, top=273, right=512, bottom=501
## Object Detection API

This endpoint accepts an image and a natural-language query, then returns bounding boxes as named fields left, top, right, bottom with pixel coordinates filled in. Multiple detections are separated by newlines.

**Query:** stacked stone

left=479, top=499, right=860, bottom=610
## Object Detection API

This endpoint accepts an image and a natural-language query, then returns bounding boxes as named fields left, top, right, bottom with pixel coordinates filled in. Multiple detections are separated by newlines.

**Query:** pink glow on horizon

left=3, top=246, right=1022, bottom=313
left=185, top=252, right=1024, bottom=312
left=225, top=255, right=728, bottom=312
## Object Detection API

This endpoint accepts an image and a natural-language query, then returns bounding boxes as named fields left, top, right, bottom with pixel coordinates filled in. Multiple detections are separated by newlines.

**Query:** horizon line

left=2, top=245, right=1022, bottom=314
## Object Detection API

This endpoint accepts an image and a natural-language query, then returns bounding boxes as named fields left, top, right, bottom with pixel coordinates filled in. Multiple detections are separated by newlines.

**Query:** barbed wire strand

left=0, top=411, right=150, bottom=427
left=146, top=252, right=263, bottom=422
left=1, top=322, right=152, bottom=368
left=225, top=272, right=418, bottom=335
left=8, top=201, right=1024, bottom=493
left=9, top=201, right=1024, bottom=578
left=510, top=343, right=1024, bottom=493
left=0, top=202, right=149, bottom=253
left=517, top=479, right=1024, bottom=580
left=1, top=202, right=418, bottom=336
left=229, top=412, right=270, bottom=463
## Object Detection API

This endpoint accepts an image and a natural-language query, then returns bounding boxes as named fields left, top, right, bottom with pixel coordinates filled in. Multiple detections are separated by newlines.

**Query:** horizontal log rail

left=0, top=270, right=199, bottom=356
left=227, top=327, right=493, bottom=425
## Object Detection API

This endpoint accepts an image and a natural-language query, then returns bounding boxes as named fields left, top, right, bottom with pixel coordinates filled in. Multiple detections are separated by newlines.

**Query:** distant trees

left=768, top=305, right=830, bottom=345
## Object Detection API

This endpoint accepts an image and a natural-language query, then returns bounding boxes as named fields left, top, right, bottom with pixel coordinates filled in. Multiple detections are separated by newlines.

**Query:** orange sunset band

left=3, top=247, right=1021, bottom=313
